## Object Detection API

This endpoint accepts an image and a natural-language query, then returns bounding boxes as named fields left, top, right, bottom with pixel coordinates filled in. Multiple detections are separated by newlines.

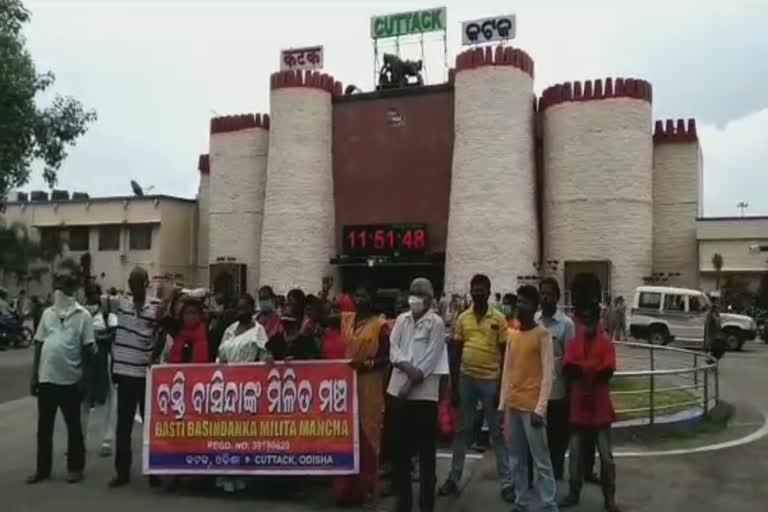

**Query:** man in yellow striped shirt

left=439, top=274, right=513, bottom=502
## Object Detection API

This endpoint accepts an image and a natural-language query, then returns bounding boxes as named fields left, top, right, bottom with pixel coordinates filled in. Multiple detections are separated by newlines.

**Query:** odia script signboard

left=143, top=361, right=358, bottom=475
left=461, top=14, right=516, bottom=45
left=371, top=7, right=447, bottom=39
left=280, top=46, right=324, bottom=72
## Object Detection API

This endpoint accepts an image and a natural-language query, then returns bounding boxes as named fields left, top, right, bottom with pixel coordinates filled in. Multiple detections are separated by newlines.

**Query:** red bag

left=437, top=395, right=456, bottom=436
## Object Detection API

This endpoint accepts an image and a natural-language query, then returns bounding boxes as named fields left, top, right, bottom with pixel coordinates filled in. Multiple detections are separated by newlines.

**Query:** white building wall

left=542, top=81, right=653, bottom=302
left=652, top=122, right=701, bottom=290
left=208, top=123, right=269, bottom=295
left=444, top=48, right=537, bottom=295
left=259, top=72, right=337, bottom=294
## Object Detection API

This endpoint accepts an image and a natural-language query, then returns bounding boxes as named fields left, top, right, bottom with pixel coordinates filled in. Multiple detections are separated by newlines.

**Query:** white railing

left=612, top=341, right=719, bottom=426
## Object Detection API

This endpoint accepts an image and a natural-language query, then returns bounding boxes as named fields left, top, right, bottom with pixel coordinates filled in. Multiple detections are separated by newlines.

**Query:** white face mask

left=408, top=295, right=425, bottom=314
left=53, top=289, right=76, bottom=315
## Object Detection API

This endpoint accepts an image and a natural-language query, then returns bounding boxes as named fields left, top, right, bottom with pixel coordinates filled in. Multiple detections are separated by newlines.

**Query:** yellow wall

left=0, top=196, right=197, bottom=295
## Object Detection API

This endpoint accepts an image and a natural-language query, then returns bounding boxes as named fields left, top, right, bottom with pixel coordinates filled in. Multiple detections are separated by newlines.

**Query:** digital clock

left=342, top=224, right=427, bottom=256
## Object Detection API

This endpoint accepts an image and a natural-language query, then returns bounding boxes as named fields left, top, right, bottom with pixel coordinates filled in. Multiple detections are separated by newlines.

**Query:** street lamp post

left=737, top=201, right=749, bottom=217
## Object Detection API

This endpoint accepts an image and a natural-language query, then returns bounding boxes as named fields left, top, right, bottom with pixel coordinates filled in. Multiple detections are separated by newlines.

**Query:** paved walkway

left=1, top=343, right=767, bottom=511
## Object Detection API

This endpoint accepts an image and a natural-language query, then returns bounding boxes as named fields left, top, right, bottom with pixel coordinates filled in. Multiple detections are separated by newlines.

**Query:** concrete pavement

left=0, top=347, right=33, bottom=404
left=1, top=343, right=767, bottom=511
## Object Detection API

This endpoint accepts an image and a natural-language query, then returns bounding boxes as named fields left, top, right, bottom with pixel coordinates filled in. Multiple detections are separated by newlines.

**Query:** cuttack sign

left=461, top=15, right=516, bottom=45
left=370, top=7, right=446, bottom=39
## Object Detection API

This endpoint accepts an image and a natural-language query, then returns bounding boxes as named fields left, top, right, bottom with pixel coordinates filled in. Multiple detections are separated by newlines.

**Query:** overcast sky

left=20, top=0, right=768, bottom=216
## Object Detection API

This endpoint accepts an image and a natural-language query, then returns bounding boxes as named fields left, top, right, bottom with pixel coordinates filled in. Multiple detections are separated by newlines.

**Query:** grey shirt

left=536, top=310, right=575, bottom=401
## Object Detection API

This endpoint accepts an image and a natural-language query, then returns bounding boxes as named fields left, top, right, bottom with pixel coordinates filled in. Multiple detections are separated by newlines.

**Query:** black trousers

left=36, top=383, right=85, bottom=476
left=546, top=398, right=570, bottom=480
left=568, top=426, right=617, bottom=504
left=388, top=396, right=438, bottom=512
left=114, top=375, right=146, bottom=478
left=582, top=429, right=597, bottom=476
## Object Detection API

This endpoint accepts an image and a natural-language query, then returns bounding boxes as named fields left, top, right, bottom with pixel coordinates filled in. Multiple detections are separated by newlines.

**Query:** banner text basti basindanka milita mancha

left=143, top=361, right=359, bottom=475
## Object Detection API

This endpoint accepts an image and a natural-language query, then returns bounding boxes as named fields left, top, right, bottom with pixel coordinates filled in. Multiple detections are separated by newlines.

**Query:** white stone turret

left=652, top=118, right=702, bottom=289
left=444, top=46, right=538, bottom=295
left=208, top=114, right=270, bottom=293
left=541, top=78, right=654, bottom=302
left=196, top=154, right=210, bottom=288
left=259, top=70, right=341, bottom=293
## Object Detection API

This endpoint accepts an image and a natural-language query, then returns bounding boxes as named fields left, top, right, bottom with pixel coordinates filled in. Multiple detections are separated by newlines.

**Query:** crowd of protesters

left=24, top=264, right=626, bottom=512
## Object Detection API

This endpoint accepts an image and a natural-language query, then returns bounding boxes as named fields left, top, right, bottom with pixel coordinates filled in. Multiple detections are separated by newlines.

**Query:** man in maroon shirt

left=560, top=273, right=620, bottom=512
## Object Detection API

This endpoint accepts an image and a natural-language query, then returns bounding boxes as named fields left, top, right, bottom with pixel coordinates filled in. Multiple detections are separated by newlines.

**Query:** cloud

left=699, top=108, right=768, bottom=216
left=15, top=0, right=768, bottom=216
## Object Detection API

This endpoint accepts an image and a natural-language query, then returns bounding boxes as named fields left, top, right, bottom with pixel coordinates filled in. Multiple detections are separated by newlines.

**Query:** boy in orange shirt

left=499, top=285, right=557, bottom=512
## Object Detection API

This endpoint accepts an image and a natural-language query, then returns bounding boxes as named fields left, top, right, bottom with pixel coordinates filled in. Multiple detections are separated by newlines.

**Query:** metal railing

left=612, top=341, right=719, bottom=426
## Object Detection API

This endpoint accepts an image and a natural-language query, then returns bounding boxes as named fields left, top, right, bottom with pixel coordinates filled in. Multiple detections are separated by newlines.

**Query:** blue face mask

left=259, top=299, right=275, bottom=313
left=501, top=304, right=513, bottom=316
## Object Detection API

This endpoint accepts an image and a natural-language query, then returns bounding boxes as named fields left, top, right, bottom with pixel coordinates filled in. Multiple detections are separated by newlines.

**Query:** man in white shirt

left=387, top=277, right=449, bottom=512
left=27, top=270, right=95, bottom=484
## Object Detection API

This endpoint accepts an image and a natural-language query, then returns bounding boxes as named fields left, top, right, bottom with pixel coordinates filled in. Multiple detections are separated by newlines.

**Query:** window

left=98, top=225, right=121, bottom=251
left=663, top=294, right=685, bottom=312
left=68, top=227, right=89, bottom=251
left=689, top=295, right=702, bottom=313
left=688, top=294, right=709, bottom=313
left=129, top=224, right=153, bottom=250
left=638, top=292, right=661, bottom=309
left=39, top=227, right=61, bottom=249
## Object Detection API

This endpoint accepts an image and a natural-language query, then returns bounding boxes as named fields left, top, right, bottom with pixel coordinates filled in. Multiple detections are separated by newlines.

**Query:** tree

left=722, top=275, right=754, bottom=312
left=0, top=0, right=96, bottom=203
left=757, top=272, right=768, bottom=310
left=0, top=218, right=62, bottom=286
left=711, top=253, right=724, bottom=290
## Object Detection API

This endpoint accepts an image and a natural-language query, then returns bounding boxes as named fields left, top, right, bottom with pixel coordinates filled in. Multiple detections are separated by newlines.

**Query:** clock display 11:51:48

left=346, top=228, right=425, bottom=250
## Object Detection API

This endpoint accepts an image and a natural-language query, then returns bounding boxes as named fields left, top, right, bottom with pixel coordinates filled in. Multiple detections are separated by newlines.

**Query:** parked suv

left=628, top=286, right=757, bottom=351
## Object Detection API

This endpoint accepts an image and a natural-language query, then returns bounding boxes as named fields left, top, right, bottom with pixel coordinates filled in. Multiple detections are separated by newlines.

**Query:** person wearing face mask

left=217, top=293, right=269, bottom=364
left=81, top=283, right=118, bottom=457
left=387, top=278, right=448, bottom=512
left=536, top=277, right=574, bottom=482
left=299, top=294, right=324, bottom=358
left=27, top=270, right=96, bottom=484
left=167, top=301, right=209, bottom=364
left=440, top=274, right=513, bottom=502
left=256, top=285, right=283, bottom=339
left=560, top=274, right=620, bottom=512
left=281, top=288, right=319, bottom=360
left=502, top=293, right=520, bottom=331
left=333, top=284, right=390, bottom=506
left=215, top=293, right=268, bottom=493
left=499, top=285, right=557, bottom=512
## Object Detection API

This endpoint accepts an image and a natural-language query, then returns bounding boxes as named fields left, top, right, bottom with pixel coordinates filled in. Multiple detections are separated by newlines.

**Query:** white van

left=628, top=286, right=757, bottom=351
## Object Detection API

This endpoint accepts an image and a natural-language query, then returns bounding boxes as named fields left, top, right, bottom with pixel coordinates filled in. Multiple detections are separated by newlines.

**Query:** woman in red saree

left=333, top=286, right=390, bottom=506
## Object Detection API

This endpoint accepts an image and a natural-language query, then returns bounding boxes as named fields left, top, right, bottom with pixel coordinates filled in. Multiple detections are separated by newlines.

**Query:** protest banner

left=142, top=360, right=359, bottom=475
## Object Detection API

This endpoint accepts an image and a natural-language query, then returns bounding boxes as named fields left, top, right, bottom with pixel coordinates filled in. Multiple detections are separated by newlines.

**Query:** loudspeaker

left=209, top=263, right=247, bottom=298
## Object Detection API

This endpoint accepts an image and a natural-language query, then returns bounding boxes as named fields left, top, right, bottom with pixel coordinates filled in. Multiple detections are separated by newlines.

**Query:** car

left=628, top=285, right=757, bottom=351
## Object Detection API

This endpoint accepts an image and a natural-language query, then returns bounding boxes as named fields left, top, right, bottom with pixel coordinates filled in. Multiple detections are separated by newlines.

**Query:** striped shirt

left=111, top=295, right=160, bottom=378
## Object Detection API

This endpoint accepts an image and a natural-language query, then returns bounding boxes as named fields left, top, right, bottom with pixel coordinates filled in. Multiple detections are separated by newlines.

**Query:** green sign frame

left=370, top=7, right=446, bottom=39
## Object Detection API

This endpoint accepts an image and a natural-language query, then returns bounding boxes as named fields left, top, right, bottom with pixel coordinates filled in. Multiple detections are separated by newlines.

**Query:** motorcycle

left=0, top=312, right=34, bottom=349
